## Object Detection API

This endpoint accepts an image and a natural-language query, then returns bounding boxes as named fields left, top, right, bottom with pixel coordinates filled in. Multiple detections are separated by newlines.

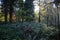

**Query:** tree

left=53, top=0, right=60, bottom=40
left=24, top=0, right=34, bottom=21
left=2, top=0, right=17, bottom=23
left=2, top=0, right=8, bottom=23
left=54, top=0, right=60, bottom=6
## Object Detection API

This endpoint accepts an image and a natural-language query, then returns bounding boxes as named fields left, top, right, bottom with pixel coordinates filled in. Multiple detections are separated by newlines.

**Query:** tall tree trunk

left=5, top=10, right=7, bottom=23
left=57, top=7, right=60, bottom=40
left=9, top=5, right=13, bottom=23
left=3, top=0, right=8, bottom=23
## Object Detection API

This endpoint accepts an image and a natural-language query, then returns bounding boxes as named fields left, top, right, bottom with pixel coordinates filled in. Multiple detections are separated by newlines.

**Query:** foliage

left=0, top=22, right=58, bottom=40
left=0, top=13, right=5, bottom=22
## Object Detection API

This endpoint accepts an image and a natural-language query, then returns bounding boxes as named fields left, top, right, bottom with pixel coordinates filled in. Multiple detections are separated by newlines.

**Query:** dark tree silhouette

left=54, top=0, right=60, bottom=6
left=24, top=0, right=34, bottom=21
left=2, top=0, right=8, bottom=23
left=2, top=0, right=17, bottom=23
left=8, top=0, right=15, bottom=23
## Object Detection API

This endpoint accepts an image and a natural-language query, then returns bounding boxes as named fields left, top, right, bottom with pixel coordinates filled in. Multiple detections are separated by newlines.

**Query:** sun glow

left=33, top=0, right=39, bottom=12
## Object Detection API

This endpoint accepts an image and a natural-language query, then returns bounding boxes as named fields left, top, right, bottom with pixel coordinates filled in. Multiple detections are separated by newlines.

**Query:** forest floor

left=0, top=22, right=59, bottom=40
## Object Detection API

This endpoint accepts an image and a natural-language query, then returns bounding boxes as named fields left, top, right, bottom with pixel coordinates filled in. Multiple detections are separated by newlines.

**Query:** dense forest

left=0, top=0, right=60, bottom=40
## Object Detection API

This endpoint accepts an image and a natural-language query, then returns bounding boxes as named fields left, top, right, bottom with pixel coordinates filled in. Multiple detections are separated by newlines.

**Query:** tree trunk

left=5, top=11, right=7, bottom=23
left=9, top=5, right=13, bottom=23
left=4, top=7, right=8, bottom=23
